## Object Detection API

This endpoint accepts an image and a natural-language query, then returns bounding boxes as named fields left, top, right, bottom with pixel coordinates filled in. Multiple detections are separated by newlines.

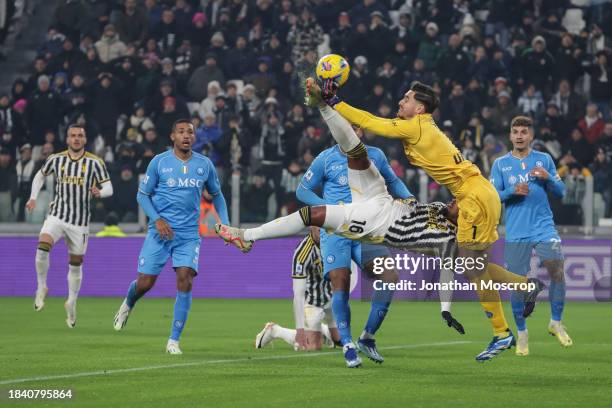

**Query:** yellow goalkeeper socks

left=469, top=271, right=510, bottom=337
left=487, top=263, right=528, bottom=285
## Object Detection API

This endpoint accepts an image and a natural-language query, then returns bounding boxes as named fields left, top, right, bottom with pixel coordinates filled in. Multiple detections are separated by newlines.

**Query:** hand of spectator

left=90, top=186, right=101, bottom=198
left=25, top=199, right=36, bottom=212
left=514, top=183, right=529, bottom=196
left=530, top=167, right=549, bottom=180
left=155, top=218, right=174, bottom=240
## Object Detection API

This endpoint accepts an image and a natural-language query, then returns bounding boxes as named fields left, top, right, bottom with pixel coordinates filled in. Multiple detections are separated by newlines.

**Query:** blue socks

left=364, top=288, right=393, bottom=336
left=549, top=280, right=566, bottom=321
left=510, top=290, right=527, bottom=331
left=126, top=280, right=145, bottom=308
left=170, top=291, right=192, bottom=341
left=331, top=291, right=352, bottom=345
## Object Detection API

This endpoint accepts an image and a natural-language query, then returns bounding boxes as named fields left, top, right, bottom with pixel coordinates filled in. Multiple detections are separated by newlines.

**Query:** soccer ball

left=315, top=54, right=350, bottom=87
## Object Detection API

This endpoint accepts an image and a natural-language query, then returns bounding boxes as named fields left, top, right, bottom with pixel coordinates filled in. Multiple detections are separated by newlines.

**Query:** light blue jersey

left=139, top=150, right=223, bottom=239
left=301, top=145, right=412, bottom=205
left=298, top=145, right=412, bottom=277
left=490, top=150, right=565, bottom=241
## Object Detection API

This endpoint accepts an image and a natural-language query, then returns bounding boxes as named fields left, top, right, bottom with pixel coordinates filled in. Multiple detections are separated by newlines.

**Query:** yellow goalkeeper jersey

left=335, top=102, right=481, bottom=197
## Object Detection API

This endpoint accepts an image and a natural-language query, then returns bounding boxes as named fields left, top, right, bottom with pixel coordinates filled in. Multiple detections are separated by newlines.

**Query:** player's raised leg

left=34, top=235, right=53, bottom=311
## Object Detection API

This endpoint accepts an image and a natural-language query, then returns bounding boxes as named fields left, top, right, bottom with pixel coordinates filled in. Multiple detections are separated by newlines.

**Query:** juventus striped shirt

left=292, top=234, right=332, bottom=308
left=41, top=151, right=110, bottom=227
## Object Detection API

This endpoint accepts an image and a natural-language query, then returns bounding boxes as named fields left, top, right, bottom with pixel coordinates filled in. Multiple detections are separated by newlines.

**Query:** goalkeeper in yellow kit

left=313, top=79, right=546, bottom=361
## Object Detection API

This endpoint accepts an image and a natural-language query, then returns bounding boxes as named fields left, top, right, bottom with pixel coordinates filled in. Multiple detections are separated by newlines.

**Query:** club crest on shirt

left=536, top=160, right=543, bottom=167
left=338, top=175, right=348, bottom=185
left=508, top=175, right=517, bottom=185
left=197, top=167, right=204, bottom=175
left=326, top=254, right=336, bottom=264
left=167, top=178, right=177, bottom=187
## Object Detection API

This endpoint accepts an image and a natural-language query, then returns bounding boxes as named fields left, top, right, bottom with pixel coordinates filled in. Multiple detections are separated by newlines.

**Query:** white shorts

left=304, top=304, right=336, bottom=332
left=40, top=215, right=90, bottom=255
left=323, top=163, right=394, bottom=243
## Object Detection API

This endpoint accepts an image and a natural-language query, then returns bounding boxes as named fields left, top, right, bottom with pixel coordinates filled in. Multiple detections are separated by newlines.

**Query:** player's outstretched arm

left=26, top=170, right=46, bottom=212
left=296, top=184, right=326, bottom=206
left=211, top=192, right=230, bottom=225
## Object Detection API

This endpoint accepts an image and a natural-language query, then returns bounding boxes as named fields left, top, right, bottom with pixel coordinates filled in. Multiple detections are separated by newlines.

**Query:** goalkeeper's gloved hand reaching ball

left=442, top=311, right=465, bottom=334
left=320, top=78, right=342, bottom=108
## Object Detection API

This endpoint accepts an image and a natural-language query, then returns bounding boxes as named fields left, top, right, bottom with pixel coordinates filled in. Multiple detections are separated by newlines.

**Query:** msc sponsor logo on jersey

left=508, top=173, right=531, bottom=185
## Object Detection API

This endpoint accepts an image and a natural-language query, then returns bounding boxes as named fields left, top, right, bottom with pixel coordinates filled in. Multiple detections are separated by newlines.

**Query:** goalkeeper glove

left=442, top=311, right=465, bottom=334
left=321, top=78, right=342, bottom=108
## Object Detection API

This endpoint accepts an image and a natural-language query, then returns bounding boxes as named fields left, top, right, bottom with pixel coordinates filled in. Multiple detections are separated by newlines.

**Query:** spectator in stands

left=95, top=212, right=127, bottom=237
left=438, top=34, right=470, bottom=86
left=598, top=123, right=612, bottom=162
left=579, top=103, right=606, bottom=144
left=90, top=73, right=122, bottom=148
left=153, top=8, right=182, bottom=56
left=217, top=115, right=250, bottom=170
left=15, top=143, right=35, bottom=221
left=489, top=91, right=519, bottom=135
left=520, top=36, right=555, bottom=93
left=95, top=24, right=127, bottom=64
left=590, top=147, right=612, bottom=217
left=554, top=33, right=582, bottom=86
left=241, top=172, right=273, bottom=222
left=417, top=22, right=442, bottom=71
left=26, top=76, right=62, bottom=146
left=52, top=0, right=91, bottom=42
left=517, top=84, right=544, bottom=119
left=562, top=128, right=594, bottom=168
left=279, top=159, right=304, bottom=215
left=187, top=12, right=210, bottom=55
left=330, top=11, right=352, bottom=58
left=590, top=51, right=611, bottom=121
left=111, top=165, right=139, bottom=222
left=187, top=53, right=225, bottom=101
left=286, top=7, right=323, bottom=62
left=550, top=79, right=584, bottom=125
left=479, top=134, right=508, bottom=177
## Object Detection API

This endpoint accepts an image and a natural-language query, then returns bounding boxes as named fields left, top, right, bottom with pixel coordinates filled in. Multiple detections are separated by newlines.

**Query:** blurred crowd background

left=0, top=0, right=610, bottom=227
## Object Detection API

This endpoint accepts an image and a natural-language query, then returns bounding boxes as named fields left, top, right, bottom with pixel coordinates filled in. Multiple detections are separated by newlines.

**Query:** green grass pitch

left=1, top=297, right=611, bottom=407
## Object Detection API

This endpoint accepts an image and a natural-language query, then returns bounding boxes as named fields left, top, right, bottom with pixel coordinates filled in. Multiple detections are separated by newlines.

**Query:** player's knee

left=544, top=260, right=564, bottom=282
left=69, top=255, right=83, bottom=266
left=137, top=275, right=157, bottom=292
left=37, top=241, right=52, bottom=253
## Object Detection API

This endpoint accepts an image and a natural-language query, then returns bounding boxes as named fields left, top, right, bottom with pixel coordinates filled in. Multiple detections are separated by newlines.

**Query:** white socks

left=244, top=211, right=307, bottom=241
left=35, top=249, right=49, bottom=290
left=321, top=323, right=333, bottom=344
left=67, top=264, right=83, bottom=303
left=319, top=106, right=360, bottom=152
left=272, top=325, right=296, bottom=346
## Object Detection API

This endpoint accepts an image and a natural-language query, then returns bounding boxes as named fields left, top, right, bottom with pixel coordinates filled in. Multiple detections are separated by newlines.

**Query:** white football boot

left=64, top=300, right=76, bottom=328
left=166, top=339, right=182, bottom=355
left=34, top=287, right=48, bottom=311
left=113, top=299, right=132, bottom=331
left=254, top=322, right=276, bottom=349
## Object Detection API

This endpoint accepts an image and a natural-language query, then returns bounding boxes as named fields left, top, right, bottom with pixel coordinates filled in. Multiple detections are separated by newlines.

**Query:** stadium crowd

left=0, top=0, right=610, bottom=225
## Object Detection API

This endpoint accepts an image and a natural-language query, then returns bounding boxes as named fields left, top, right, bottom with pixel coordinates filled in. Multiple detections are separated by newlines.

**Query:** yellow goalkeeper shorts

left=455, top=175, right=501, bottom=249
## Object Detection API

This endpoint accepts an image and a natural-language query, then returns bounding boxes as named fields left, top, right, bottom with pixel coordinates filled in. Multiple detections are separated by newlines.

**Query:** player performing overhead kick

left=216, top=79, right=545, bottom=362
left=113, top=119, right=229, bottom=354
left=491, top=116, right=571, bottom=356
left=27, top=124, right=113, bottom=328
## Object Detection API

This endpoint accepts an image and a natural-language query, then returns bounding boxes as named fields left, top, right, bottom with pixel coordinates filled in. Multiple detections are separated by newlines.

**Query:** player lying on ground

left=27, top=124, right=113, bottom=327
left=216, top=83, right=544, bottom=361
left=113, top=119, right=229, bottom=354
left=256, top=228, right=341, bottom=351
left=310, top=77, right=547, bottom=361
left=491, top=116, right=572, bottom=356
left=255, top=227, right=464, bottom=357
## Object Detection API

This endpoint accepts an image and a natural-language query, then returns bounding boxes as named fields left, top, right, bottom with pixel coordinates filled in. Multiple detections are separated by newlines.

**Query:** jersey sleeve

left=40, top=155, right=56, bottom=176
left=300, top=152, right=325, bottom=191
left=490, top=158, right=513, bottom=202
left=204, top=160, right=222, bottom=196
left=545, top=153, right=565, bottom=198
left=291, top=237, right=312, bottom=279
left=139, top=155, right=160, bottom=195
left=94, top=159, right=111, bottom=184
left=335, top=101, right=421, bottom=143
left=370, top=148, right=413, bottom=199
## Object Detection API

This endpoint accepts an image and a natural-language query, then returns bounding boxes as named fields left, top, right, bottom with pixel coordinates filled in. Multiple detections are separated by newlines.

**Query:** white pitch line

left=0, top=341, right=472, bottom=386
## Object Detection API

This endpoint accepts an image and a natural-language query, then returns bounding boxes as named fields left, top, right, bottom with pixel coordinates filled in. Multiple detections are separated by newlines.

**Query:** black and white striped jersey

left=384, top=199, right=457, bottom=256
left=292, top=234, right=332, bottom=308
left=41, top=151, right=110, bottom=227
